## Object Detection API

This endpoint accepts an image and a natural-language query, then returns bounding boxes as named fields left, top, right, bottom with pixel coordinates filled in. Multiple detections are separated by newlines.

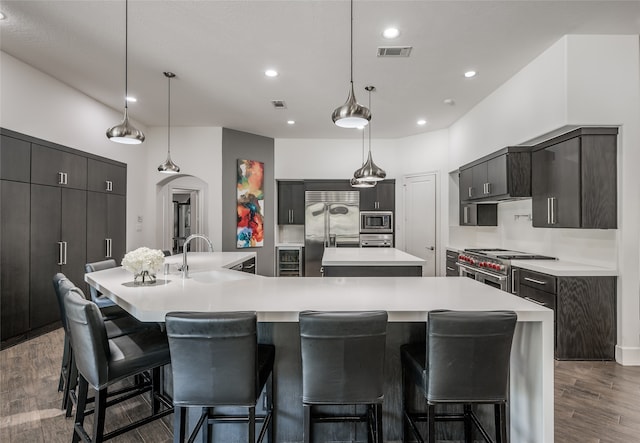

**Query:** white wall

left=144, top=126, right=223, bottom=251
left=0, top=51, right=151, bottom=250
left=447, top=35, right=640, bottom=365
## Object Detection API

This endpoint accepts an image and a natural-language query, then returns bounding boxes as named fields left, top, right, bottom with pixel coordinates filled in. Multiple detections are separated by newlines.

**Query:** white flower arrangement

left=121, top=247, right=165, bottom=276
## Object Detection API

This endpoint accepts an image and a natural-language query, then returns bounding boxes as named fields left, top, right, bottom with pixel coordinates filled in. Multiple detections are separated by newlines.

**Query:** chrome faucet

left=180, top=234, right=214, bottom=278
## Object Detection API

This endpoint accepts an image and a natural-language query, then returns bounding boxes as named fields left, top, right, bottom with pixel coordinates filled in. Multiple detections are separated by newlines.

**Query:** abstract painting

left=237, top=159, right=264, bottom=248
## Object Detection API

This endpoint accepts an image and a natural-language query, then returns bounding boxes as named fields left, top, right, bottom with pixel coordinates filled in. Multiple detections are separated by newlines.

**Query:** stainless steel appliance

left=277, top=246, right=303, bottom=277
left=457, top=248, right=556, bottom=292
left=360, top=211, right=393, bottom=233
left=360, top=233, right=393, bottom=248
left=305, top=191, right=360, bottom=276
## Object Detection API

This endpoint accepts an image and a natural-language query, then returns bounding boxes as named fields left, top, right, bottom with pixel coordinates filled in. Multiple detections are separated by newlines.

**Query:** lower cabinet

left=445, top=249, right=459, bottom=276
left=515, top=267, right=616, bottom=360
left=228, top=256, right=257, bottom=274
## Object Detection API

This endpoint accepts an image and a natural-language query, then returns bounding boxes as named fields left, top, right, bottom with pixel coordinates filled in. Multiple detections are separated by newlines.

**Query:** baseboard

left=615, top=345, right=640, bottom=365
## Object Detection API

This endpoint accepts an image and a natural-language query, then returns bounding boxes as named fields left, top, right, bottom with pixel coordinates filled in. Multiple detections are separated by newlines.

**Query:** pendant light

left=331, top=0, right=371, bottom=128
left=106, top=0, right=145, bottom=144
left=158, top=72, right=180, bottom=174
left=350, top=127, right=376, bottom=188
left=353, top=86, right=386, bottom=181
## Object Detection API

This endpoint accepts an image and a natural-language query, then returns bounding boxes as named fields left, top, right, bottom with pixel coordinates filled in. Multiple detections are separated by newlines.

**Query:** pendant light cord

left=368, top=87, right=372, bottom=153
left=167, top=75, right=171, bottom=156
left=349, top=0, right=353, bottom=84
left=124, top=0, right=129, bottom=110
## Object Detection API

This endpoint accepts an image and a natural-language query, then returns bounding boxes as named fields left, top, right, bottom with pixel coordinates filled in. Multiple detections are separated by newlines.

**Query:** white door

left=403, top=173, right=437, bottom=276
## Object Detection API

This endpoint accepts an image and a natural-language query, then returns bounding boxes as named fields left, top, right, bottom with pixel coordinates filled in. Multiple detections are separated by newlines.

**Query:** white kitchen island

left=321, top=247, right=425, bottom=277
left=85, top=252, right=553, bottom=443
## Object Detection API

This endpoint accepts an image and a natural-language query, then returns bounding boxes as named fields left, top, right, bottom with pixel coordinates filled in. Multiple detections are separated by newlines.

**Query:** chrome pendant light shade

left=331, top=0, right=370, bottom=128
left=332, top=82, right=371, bottom=128
left=351, top=127, right=376, bottom=188
left=158, top=72, right=180, bottom=174
left=353, top=85, right=386, bottom=182
left=106, top=108, right=145, bottom=144
left=107, top=0, right=144, bottom=144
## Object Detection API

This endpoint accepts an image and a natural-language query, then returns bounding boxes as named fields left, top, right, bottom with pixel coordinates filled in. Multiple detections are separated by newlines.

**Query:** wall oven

left=458, top=263, right=509, bottom=291
left=360, top=211, right=393, bottom=233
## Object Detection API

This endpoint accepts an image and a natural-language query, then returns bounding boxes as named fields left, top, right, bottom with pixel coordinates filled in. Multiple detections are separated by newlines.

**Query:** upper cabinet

left=0, top=135, right=31, bottom=183
left=31, top=143, right=87, bottom=189
left=88, top=159, right=127, bottom=195
left=459, top=147, right=531, bottom=202
left=359, top=179, right=395, bottom=211
left=277, top=181, right=305, bottom=225
left=531, top=127, right=617, bottom=229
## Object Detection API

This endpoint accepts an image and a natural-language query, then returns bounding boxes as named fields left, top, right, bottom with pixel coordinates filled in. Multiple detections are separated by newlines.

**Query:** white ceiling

left=1, top=1, right=639, bottom=139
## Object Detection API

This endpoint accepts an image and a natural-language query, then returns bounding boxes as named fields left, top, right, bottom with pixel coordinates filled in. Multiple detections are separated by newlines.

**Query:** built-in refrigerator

left=304, top=190, right=360, bottom=276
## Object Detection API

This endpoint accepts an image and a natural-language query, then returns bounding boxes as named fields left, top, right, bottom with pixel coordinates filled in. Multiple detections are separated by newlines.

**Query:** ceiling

left=1, top=1, right=639, bottom=139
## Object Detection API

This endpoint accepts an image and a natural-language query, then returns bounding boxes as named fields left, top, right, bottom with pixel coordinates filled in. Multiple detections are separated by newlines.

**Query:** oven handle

left=458, top=263, right=507, bottom=281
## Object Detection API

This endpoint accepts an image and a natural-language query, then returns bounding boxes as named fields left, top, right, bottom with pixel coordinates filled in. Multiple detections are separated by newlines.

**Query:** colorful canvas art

left=237, top=159, right=264, bottom=248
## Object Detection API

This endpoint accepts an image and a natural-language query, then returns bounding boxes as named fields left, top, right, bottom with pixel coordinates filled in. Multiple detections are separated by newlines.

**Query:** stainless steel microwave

left=360, top=211, right=393, bottom=233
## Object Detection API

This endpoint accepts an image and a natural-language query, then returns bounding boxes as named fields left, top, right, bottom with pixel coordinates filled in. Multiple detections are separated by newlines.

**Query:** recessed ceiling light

left=417, top=119, right=427, bottom=126
left=126, top=96, right=137, bottom=103
left=464, top=70, right=477, bottom=78
left=0, top=12, right=6, bottom=20
left=443, top=98, right=455, bottom=106
left=287, top=120, right=295, bottom=125
left=265, top=69, right=279, bottom=78
left=382, top=27, right=400, bottom=39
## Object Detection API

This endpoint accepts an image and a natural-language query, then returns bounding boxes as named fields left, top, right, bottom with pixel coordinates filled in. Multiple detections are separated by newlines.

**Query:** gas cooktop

left=464, top=248, right=556, bottom=261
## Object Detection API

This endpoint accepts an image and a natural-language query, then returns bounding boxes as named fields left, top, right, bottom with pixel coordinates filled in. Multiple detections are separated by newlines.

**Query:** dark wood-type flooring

left=2, top=328, right=640, bottom=442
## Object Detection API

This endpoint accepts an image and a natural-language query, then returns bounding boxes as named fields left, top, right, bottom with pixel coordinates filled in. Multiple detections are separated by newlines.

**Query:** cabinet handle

left=524, top=277, right=547, bottom=285
left=485, top=182, right=491, bottom=194
left=446, top=266, right=455, bottom=271
left=524, top=296, right=547, bottom=306
left=511, top=268, right=518, bottom=294
left=105, top=238, right=113, bottom=258
left=106, top=180, right=113, bottom=192
left=550, top=196, right=556, bottom=225
left=63, top=241, right=68, bottom=265
left=468, top=187, right=472, bottom=198
left=290, top=209, right=294, bottom=223
left=446, top=254, right=455, bottom=259
left=463, top=206, right=469, bottom=224
left=58, top=241, right=65, bottom=265
left=547, top=197, right=551, bottom=224
left=243, top=263, right=255, bottom=270
left=58, top=172, right=68, bottom=185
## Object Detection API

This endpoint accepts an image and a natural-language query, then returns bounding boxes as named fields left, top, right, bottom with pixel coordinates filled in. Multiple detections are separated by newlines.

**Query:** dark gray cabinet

left=0, top=135, right=31, bottom=182
left=88, top=158, right=127, bottom=195
left=87, top=191, right=127, bottom=265
left=459, top=203, right=497, bottom=226
left=277, top=181, right=305, bottom=225
left=0, top=128, right=126, bottom=347
left=30, top=184, right=87, bottom=330
left=459, top=147, right=531, bottom=202
left=359, top=180, right=395, bottom=211
left=0, top=180, right=30, bottom=342
left=515, top=267, right=616, bottom=360
left=445, top=249, right=459, bottom=277
left=531, top=127, right=617, bottom=229
left=31, top=143, right=87, bottom=189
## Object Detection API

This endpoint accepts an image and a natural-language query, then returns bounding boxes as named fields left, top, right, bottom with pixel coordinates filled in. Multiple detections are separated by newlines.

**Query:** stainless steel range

left=457, top=248, right=556, bottom=292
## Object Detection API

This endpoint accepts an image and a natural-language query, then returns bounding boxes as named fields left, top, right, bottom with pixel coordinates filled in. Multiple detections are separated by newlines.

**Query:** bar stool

left=165, top=311, right=275, bottom=443
left=401, top=310, right=517, bottom=443
left=85, top=259, right=128, bottom=319
left=299, top=311, right=388, bottom=443
left=64, top=288, right=173, bottom=442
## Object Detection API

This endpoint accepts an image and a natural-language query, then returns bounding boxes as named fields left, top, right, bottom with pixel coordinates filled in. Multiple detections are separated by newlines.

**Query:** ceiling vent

left=271, top=100, right=287, bottom=109
left=377, top=46, right=412, bottom=57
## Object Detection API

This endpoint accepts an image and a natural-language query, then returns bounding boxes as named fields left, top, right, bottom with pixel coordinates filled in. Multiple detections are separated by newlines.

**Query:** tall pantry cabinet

left=0, top=129, right=127, bottom=348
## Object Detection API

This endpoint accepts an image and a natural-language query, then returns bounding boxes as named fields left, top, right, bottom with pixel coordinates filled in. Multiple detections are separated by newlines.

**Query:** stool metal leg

left=495, top=403, right=507, bottom=443
left=173, top=406, right=186, bottom=443
left=464, top=404, right=473, bottom=443
left=72, top=376, right=89, bottom=443
left=375, top=403, right=383, bottom=443
left=201, top=407, right=210, bottom=443
left=427, top=404, right=436, bottom=443
left=248, top=406, right=256, bottom=443
left=303, top=404, right=312, bottom=443
left=93, top=388, right=108, bottom=443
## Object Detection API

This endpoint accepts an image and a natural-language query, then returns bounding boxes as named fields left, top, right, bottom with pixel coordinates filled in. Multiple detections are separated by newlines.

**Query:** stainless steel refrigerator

left=304, top=190, right=360, bottom=276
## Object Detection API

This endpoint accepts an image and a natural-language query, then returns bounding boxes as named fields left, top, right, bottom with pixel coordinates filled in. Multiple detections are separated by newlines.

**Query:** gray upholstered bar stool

left=299, top=310, right=388, bottom=443
left=401, top=310, right=517, bottom=443
left=85, top=259, right=128, bottom=319
left=53, top=274, right=153, bottom=416
left=165, top=311, right=275, bottom=443
left=64, top=288, right=173, bottom=442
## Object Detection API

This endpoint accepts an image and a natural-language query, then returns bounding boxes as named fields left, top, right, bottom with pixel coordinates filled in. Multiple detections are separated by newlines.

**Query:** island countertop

left=321, top=247, right=426, bottom=267
left=85, top=251, right=554, bottom=443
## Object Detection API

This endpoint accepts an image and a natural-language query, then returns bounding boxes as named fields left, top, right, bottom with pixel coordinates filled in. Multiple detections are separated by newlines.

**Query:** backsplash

left=449, top=199, right=617, bottom=267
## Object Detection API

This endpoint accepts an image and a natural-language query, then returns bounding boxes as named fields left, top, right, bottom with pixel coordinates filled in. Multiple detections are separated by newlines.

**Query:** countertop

left=87, top=252, right=549, bottom=323
left=321, top=247, right=425, bottom=267
left=513, top=259, right=617, bottom=277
